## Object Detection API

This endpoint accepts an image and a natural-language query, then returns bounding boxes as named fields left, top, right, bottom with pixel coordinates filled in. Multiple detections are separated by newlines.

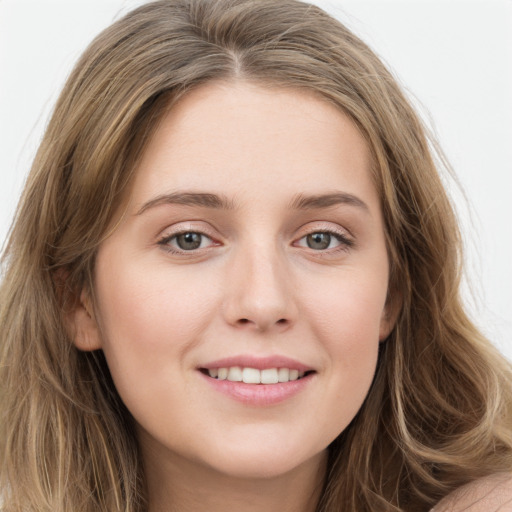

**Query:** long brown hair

left=1, top=1, right=511, bottom=510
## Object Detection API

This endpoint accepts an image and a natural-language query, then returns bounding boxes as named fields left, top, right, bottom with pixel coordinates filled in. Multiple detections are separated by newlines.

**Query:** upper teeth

left=207, top=367, right=306, bottom=384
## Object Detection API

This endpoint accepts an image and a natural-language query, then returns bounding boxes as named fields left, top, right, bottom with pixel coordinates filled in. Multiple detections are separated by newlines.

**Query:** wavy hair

left=1, top=1, right=511, bottom=510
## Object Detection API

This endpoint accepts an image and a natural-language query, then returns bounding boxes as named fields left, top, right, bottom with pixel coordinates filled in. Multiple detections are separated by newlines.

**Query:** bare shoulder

left=432, top=473, right=512, bottom=512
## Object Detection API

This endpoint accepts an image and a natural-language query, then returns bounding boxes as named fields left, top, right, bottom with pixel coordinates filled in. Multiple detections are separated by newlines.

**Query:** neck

left=142, top=444, right=327, bottom=512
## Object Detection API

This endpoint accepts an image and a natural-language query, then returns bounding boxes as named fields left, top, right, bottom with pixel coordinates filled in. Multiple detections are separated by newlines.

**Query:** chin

left=196, top=436, right=328, bottom=480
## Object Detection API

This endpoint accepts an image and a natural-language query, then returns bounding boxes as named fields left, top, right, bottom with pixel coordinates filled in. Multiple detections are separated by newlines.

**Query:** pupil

left=307, top=232, right=331, bottom=250
left=177, top=232, right=202, bottom=250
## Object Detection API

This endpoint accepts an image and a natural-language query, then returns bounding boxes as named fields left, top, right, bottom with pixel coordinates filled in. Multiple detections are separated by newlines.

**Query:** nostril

left=235, top=317, right=288, bottom=328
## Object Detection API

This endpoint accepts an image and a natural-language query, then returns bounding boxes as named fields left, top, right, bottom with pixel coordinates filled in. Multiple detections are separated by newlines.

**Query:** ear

left=379, top=293, right=401, bottom=342
left=67, top=287, right=103, bottom=352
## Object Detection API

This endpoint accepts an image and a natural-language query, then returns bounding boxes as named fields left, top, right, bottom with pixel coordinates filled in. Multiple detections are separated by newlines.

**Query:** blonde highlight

left=1, top=1, right=511, bottom=511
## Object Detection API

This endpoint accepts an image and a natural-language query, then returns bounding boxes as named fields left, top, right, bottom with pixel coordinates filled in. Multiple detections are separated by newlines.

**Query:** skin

left=433, top=474, right=512, bottom=512
left=72, top=81, right=396, bottom=512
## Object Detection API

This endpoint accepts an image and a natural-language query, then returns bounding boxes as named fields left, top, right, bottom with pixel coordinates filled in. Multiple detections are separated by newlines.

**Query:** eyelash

left=295, top=229, right=354, bottom=253
left=157, top=231, right=218, bottom=254
left=157, top=228, right=354, bottom=255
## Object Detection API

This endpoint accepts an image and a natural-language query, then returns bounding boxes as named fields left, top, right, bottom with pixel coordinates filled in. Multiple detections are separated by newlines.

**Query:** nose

left=222, top=244, right=298, bottom=332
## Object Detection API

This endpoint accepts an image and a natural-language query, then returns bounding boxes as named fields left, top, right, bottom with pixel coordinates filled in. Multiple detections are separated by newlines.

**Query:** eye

left=158, top=231, right=215, bottom=252
left=295, top=231, right=352, bottom=251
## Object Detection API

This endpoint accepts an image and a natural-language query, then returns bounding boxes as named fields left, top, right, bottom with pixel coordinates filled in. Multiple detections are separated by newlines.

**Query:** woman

left=1, top=1, right=511, bottom=510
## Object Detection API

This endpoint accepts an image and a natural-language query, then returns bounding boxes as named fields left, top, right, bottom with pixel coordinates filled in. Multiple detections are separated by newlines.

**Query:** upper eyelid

left=157, top=221, right=219, bottom=238
left=160, top=231, right=213, bottom=242
left=292, top=223, right=355, bottom=253
left=298, top=229, right=351, bottom=240
left=158, top=230, right=217, bottom=246
left=155, top=220, right=354, bottom=243
left=157, top=231, right=219, bottom=255
left=294, top=221, right=353, bottom=239
left=294, top=230, right=353, bottom=247
left=156, top=223, right=220, bottom=253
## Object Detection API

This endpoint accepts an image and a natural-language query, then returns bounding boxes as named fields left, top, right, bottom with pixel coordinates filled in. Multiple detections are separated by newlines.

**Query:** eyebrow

left=136, top=190, right=369, bottom=215
left=136, top=191, right=236, bottom=215
left=289, top=192, right=370, bottom=213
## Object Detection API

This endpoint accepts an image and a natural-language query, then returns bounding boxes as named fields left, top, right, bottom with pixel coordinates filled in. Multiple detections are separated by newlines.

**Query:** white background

left=0, top=0, right=511, bottom=360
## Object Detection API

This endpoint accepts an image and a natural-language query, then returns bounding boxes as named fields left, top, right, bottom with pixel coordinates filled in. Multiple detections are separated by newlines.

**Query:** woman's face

left=74, top=81, right=395, bottom=480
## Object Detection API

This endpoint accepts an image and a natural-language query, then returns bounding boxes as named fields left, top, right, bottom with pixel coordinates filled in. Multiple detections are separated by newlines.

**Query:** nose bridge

left=223, top=237, right=296, bottom=331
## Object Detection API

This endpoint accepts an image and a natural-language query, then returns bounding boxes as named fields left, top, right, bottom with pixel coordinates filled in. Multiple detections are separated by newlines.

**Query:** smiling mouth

left=200, top=367, right=315, bottom=384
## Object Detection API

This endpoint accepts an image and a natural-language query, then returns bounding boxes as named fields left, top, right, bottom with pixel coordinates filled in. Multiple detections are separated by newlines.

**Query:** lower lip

left=199, top=372, right=315, bottom=406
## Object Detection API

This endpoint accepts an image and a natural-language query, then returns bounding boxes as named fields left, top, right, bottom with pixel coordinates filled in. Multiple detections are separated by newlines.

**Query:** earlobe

left=379, top=296, right=401, bottom=342
left=379, top=315, right=394, bottom=342
left=68, top=288, right=103, bottom=352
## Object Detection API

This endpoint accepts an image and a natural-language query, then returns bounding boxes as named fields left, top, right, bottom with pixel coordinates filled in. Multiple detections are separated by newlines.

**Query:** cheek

left=92, top=254, right=221, bottom=399
left=301, top=268, right=387, bottom=420
left=304, top=266, right=388, bottom=344
left=95, top=254, right=219, bottom=344
left=91, top=258, right=222, bottom=437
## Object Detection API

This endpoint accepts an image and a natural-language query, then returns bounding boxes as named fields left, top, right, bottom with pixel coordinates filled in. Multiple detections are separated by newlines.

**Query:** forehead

left=128, top=81, right=378, bottom=212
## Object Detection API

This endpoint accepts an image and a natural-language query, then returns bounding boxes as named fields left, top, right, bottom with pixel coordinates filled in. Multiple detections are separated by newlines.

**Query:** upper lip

left=199, top=355, right=314, bottom=372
